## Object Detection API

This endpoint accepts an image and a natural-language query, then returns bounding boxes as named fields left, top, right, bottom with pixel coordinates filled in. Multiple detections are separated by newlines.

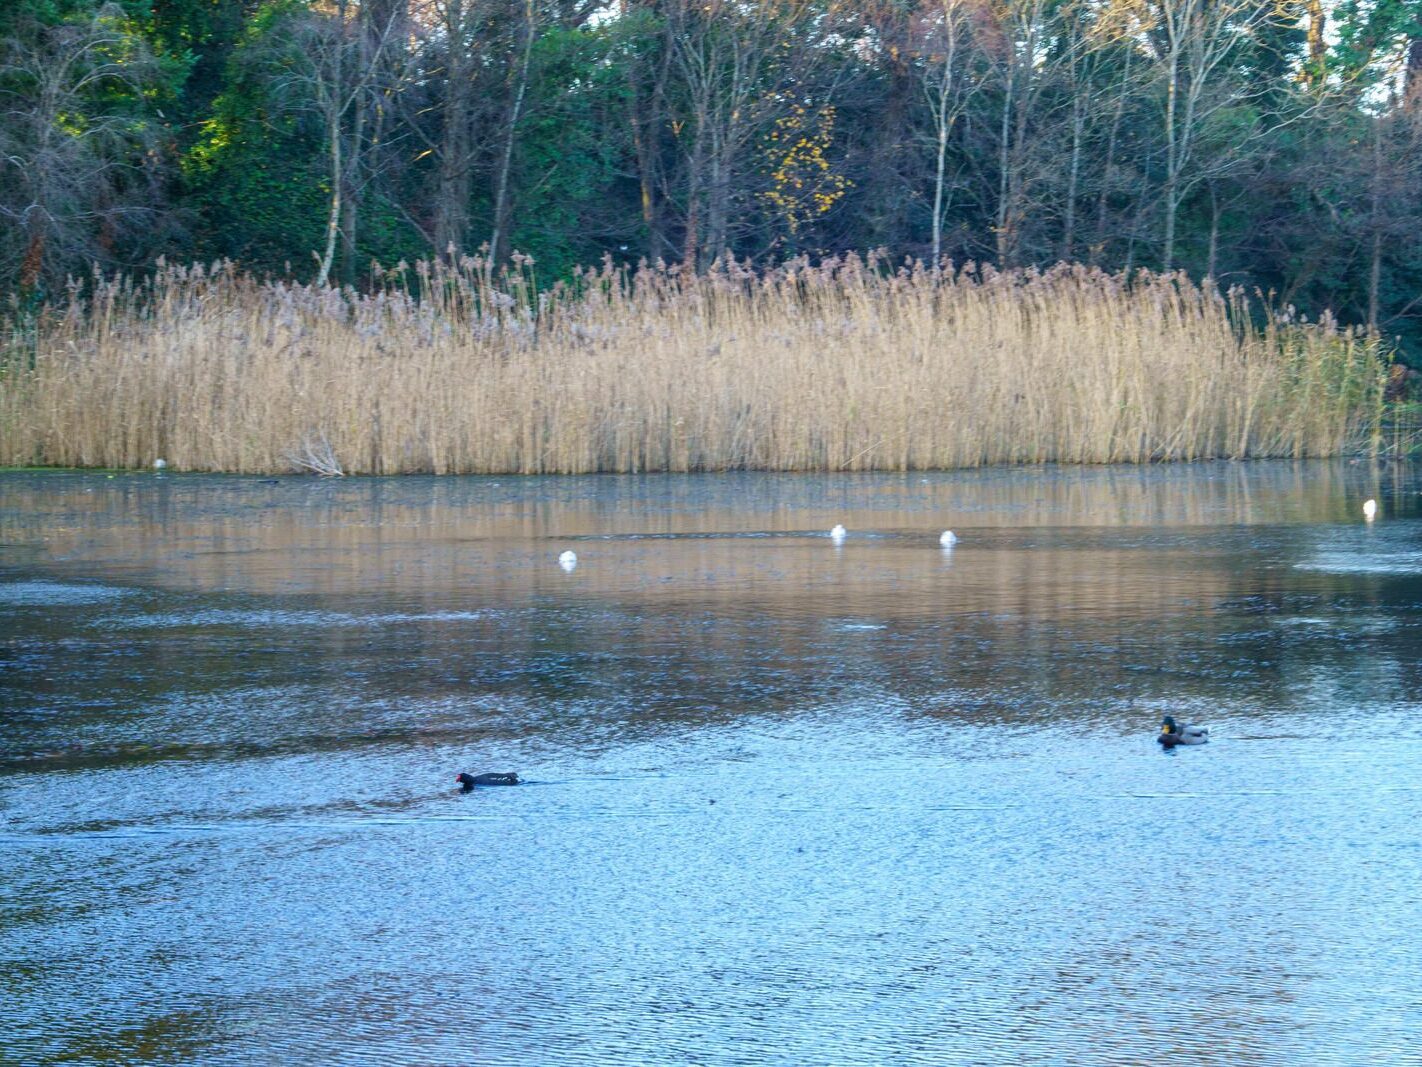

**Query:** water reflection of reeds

left=5, top=462, right=1417, bottom=775
left=0, top=462, right=1408, bottom=599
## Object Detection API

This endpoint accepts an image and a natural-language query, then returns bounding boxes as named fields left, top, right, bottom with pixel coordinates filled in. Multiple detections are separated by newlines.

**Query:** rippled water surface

left=3, top=463, right=1422, bottom=1065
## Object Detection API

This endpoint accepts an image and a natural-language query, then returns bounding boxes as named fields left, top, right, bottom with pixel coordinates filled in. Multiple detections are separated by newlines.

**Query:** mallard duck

left=1158, top=716, right=1208, bottom=747
left=457, top=771, right=520, bottom=791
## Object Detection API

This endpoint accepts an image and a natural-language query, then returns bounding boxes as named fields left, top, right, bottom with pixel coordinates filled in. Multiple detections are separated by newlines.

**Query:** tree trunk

left=434, top=136, right=471, bottom=257
left=433, top=0, right=474, bottom=257
left=316, top=111, right=342, bottom=287
left=1407, top=37, right=1422, bottom=113
left=706, top=123, right=733, bottom=263
left=1304, top=0, right=1325, bottom=88
left=1368, top=115, right=1383, bottom=332
left=932, top=109, right=950, bottom=264
left=928, top=13, right=959, bottom=267
left=339, top=89, right=365, bottom=286
left=628, top=69, right=662, bottom=256
left=626, top=5, right=674, bottom=259
left=1092, top=48, right=1130, bottom=264
left=995, top=59, right=1014, bottom=265
left=1206, top=185, right=1220, bottom=279
left=683, top=102, right=708, bottom=267
left=1162, top=44, right=1180, bottom=271
left=490, top=0, right=536, bottom=265
left=20, top=208, right=46, bottom=295
left=1062, top=92, right=1084, bottom=261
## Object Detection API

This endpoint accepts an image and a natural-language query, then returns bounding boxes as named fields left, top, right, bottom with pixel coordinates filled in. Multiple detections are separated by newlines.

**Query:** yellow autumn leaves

left=760, top=104, right=851, bottom=235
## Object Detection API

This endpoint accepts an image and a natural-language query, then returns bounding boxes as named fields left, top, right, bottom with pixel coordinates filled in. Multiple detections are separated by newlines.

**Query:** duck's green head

left=1161, top=715, right=1178, bottom=734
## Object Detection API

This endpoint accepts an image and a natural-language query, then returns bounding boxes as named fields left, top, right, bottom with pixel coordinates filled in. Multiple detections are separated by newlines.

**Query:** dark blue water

left=3, top=463, right=1421, bottom=1065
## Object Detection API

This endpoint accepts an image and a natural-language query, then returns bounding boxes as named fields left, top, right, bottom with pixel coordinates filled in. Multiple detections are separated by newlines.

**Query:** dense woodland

left=2, top=0, right=1421, bottom=353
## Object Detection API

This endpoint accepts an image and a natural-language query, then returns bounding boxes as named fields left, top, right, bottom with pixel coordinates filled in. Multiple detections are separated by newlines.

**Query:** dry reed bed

left=0, top=256, right=1387, bottom=473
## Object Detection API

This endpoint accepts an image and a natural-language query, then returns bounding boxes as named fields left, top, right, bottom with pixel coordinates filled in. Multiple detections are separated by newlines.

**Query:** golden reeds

left=0, top=255, right=1388, bottom=474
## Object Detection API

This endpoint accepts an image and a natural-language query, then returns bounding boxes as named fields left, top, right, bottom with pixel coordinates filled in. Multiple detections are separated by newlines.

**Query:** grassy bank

left=0, top=256, right=1388, bottom=474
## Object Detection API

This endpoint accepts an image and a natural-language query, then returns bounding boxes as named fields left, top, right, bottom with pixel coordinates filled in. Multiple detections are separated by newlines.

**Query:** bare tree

left=1086, top=36, right=1144, bottom=265
left=1057, top=0, right=1104, bottom=261
left=620, top=1, right=677, bottom=259
left=668, top=0, right=822, bottom=266
left=276, top=0, right=405, bottom=286
left=342, top=0, right=413, bottom=285
left=911, top=0, right=978, bottom=264
left=1132, top=0, right=1291, bottom=269
left=410, top=0, right=490, bottom=256
left=489, top=0, right=538, bottom=264
left=0, top=5, right=164, bottom=294
left=978, top=0, right=1052, bottom=266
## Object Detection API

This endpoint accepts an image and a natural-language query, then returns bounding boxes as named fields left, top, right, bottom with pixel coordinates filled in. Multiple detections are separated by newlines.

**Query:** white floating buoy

left=829, top=524, right=847, bottom=542
left=558, top=550, right=578, bottom=571
left=152, top=458, right=167, bottom=470
left=1363, top=499, right=1377, bottom=522
left=939, top=530, right=958, bottom=547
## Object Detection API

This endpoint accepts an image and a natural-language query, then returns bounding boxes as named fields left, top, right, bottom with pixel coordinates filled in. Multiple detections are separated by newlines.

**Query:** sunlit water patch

left=1295, top=550, right=1422, bottom=575
left=90, top=607, right=500, bottom=630
left=0, top=580, right=136, bottom=606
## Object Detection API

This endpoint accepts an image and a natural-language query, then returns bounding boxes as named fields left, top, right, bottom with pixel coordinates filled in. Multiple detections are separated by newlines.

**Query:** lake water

left=2, top=463, right=1420, bottom=1066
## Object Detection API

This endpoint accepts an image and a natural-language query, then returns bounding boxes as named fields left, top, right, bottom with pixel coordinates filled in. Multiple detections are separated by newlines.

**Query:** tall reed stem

left=0, top=256, right=1387, bottom=474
